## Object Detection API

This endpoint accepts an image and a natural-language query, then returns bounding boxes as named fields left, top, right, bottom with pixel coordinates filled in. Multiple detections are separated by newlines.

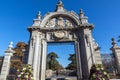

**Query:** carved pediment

left=45, top=16, right=75, bottom=28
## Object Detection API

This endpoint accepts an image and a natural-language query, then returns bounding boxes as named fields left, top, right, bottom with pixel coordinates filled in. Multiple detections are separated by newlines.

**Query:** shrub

left=16, top=64, right=34, bottom=80
left=89, top=64, right=110, bottom=80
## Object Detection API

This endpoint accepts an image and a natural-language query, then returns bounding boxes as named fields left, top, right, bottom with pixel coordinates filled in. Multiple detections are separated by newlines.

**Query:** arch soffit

left=40, top=12, right=80, bottom=27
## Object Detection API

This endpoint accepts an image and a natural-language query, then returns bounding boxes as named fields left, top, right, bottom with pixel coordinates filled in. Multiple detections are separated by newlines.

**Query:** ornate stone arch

left=40, top=12, right=80, bottom=28
left=27, top=1, right=101, bottom=80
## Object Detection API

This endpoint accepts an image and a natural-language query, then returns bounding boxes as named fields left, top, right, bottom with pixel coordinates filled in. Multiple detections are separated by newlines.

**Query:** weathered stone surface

left=27, top=1, right=101, bottom=80
left=0, top=42, right=15, bottom=80
left=51, top=78, right=57, bottom=80
left=46, top=70, right=53, bottom=77
left=110, top=38, right=120, bottom=75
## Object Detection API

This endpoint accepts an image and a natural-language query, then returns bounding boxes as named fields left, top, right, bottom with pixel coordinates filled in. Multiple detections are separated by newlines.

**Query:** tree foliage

left=11, top=61, right=22, bottom=69
left=66, top=53, right=76, bottom=70
left=11, top=42, right=27, bottom=69
left=47, top=52, right=63, bottom=71
left=13, top=42, right=27, bottom=59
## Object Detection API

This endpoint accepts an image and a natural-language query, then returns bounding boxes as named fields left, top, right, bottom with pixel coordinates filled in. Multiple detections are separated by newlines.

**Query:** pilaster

left=40, top=39, right=47, bottom=80
left=33, top=33, right=40, bottom=80
left=78, top=25, right=95, bottom=79
left=0, top=42, right=15, bottom=80
left=28, top=30, right=42, bottom=80
left=110, top=38, right=120, bottom=74
left=75, top=40, right=82, bottom=80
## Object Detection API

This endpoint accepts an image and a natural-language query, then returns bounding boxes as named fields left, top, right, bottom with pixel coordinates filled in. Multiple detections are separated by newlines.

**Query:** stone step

left=46, top=77, right=77, bottom=80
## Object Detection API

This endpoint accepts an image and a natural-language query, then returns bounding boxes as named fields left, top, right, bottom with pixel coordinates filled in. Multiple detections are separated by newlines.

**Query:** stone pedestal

left=110, top=38, right=120, bottom=74
left=65, top=78, right=71, bottom=80
left=0, top=42, right=15, bottom=80
left=51, top=78, right=57, bottom=80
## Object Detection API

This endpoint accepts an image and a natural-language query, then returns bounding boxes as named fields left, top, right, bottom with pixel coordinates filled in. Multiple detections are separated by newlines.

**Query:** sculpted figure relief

left=65, top=19, right=73, bottom=27
left=57, top=17, right=65, bottom=27
left=45, top=17, right=74, bottom=28
left=46, top=18, right=56, bottom=27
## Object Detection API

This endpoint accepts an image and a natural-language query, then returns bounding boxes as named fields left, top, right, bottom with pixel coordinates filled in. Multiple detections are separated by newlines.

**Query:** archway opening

left=46, top=41, right=77, bottom=80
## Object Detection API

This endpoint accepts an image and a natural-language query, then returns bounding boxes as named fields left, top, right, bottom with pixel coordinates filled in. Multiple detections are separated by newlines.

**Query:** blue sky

left=47, top=42, right=75, bottom=67
left=0, top=0, right=120, bottom=58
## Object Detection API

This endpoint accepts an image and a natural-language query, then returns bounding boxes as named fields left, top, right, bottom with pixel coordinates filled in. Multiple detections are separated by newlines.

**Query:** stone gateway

left=0, top=1, right=102, bottom=80
left=27, top=1, right=101, bottom=80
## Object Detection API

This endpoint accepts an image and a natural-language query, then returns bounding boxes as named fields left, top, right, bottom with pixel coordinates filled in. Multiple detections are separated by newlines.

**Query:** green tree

left=66, top=53, right=76, bottom=70
left=47, top=52, right=63, bottom=71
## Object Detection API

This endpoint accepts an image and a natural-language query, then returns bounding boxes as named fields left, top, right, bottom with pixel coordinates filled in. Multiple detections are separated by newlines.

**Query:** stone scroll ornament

left=85, top=34, right=90, bottom=46
left=54, top=31, right=65, bottom=39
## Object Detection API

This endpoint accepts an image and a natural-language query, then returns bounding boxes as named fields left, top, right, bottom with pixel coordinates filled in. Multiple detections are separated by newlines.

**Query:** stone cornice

left=79, top=24, right=94, bottom=30
left=110, top=46, right=120, bottom=50
left=28, top=23, right=93, bottom=32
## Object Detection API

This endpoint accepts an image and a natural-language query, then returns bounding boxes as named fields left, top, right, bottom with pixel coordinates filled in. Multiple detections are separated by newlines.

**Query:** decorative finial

left=79, top=8, right=88, bottom=24
left=80, top=8, right=84, bottom=17
left=8, top=41, right=13, bottom=49
left=37, top=11, right=41, bottom=19
left=57, top=0, right=63, bottom=7
left=80, top=9, right=83, bottom=13
left=112, top=38, right=115, bottom=42
left=111, top=38, right=117, bottom=46
left=55, top=0, right=65, bottom=12
left=58, top=0, right=62, bottom=4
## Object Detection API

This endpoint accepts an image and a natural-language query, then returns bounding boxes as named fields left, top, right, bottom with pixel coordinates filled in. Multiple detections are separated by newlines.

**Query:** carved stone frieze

left=45, top=18, right=56, bottom=28
left=45, top=16, right=74, bottom=28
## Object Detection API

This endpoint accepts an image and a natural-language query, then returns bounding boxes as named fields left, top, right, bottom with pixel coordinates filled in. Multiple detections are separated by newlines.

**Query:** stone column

left=110, top=38, right=120, bottom=75
left=28, top=35, right=35, bottom=65
left=0, top=42, right=15, bottom=80
left=78, top=27, right=95, bottom=79
left=27, top=31, right=41, bottom=80
left=33, top=34, right=40, bottom=80
left=75, top=40, right=82, bottom=80
left=36, top=35, right=42, bottom=80
left=40, top=39, right=47, bottom=80
left=78, top=32, right=89, bottom=79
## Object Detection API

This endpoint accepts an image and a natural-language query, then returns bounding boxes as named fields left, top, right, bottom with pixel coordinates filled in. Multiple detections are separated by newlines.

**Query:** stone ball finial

left=55, top=0, right=65, bottom=12
left=111, top=38, right=117, bottom=46
left=111, top=38, right=115, bottom=41
left=57, top=0, right=64, bottom=7
left=8, top=41, right=13, bottom=49
left=80, top=9, right=83, bottom=13
left=37, top=11, right=41, bottom=19
left=80, top=8, right=84, bottom=17
left=58, top=0, right=62, bottom=3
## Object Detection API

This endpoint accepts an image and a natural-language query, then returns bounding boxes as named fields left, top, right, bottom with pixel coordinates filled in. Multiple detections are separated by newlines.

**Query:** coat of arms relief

left=45, top=16, right=74, bottom=28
